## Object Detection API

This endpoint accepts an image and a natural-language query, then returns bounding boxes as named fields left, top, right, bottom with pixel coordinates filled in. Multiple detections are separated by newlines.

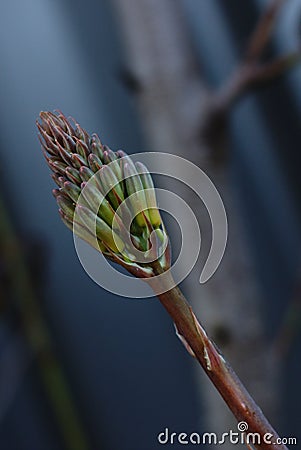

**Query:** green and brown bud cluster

left=37, top=111, right=169, bottom=275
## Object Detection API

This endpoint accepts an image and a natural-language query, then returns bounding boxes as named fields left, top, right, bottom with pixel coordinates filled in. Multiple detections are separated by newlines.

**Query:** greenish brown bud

left=56, top=141, right=72, bottom=164
left=59, top=209, right=105, bottom=254
left=74, top=122, right=89, bottom=145
left=71, top=153, right=87, bottom=169
left=51, top=173, right=63, bottom=187
left=100, top=165, right=124, bottom=210
left=90, top=134, right=104, bottom=160
left=65, top=166, right=81, bottom=184
left=63, top=181, right=81, bottom=203
left=116, top=150, right=127, bottom=159
left=103, top=148, right=117, bottom=164
left=56, top=195, right=74, bottom=221
left=123, top=162, right=148, bottom=228
left=51, top=160, right=68, bottom=175
left=76, top=205, right=123, bottom=253
left=88, top=153, right=102, bottom=172
left=135, top=162, right=161, bottom=228
left=75, top=139, right=89, bottom=161
left=80, top=180, right=115, bottom=227
left=79, top=166, right=95, bottom=183
left=37, top=110, right=168, bottom=273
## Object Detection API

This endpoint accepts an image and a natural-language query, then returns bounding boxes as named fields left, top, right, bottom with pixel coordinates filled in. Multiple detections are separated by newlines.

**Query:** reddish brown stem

left=148, top=263, right=287, bottom=450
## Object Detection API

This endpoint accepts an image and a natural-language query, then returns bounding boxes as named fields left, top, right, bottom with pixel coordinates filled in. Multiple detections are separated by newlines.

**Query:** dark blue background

left=0, top=0, right=300, bottom=449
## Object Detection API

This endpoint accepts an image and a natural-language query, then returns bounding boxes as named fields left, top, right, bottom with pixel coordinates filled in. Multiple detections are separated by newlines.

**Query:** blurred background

left=0, top=0, right=300, bottom=449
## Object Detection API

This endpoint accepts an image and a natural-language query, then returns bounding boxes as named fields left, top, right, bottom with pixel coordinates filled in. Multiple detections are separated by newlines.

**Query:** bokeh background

left=0, top=0, right=300, bottom=449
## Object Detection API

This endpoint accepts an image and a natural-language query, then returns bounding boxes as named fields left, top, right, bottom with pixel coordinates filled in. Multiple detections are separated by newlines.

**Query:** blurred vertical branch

left=0, top=194, right=90, bottom=450
left=111, top=0, right=299, bottom=442
left=274, top=265, right=301, bottom=358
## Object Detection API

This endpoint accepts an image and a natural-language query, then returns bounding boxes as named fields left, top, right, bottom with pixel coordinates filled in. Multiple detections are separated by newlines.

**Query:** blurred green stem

left=0, top=195, right=89, bottom=450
